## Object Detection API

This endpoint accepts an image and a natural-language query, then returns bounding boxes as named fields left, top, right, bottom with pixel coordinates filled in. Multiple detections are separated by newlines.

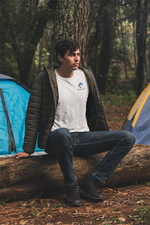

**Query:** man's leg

left=47, top=129, right=135, bottom=203
left=71, top=130, right=136, bottom=199
left=47, top=128, right=81, bottom=206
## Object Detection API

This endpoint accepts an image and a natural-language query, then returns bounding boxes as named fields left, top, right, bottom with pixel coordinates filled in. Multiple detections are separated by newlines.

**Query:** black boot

left=79, top=175, right=103, bottom=201
left=66, top=181, right=81, bottom=206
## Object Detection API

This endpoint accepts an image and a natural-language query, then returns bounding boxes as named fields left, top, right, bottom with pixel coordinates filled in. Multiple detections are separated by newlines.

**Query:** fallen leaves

left=3, top=184, right=150, bottom=224
left=19, top=220, right=28, bottom=225
left=118, top=216, right=126, bottom=222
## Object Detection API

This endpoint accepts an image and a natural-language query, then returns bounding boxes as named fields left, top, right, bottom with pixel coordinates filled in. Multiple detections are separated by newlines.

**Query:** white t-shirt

left=51, top=69, right=90, bottom=132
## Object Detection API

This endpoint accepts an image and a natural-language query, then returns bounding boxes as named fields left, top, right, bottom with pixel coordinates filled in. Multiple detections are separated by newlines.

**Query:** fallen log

left=0, top=144, right=150, bottom=201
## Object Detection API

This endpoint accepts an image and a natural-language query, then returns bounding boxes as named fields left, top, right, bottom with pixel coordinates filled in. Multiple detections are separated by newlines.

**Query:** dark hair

left=55, top=38, right=80, bottom=64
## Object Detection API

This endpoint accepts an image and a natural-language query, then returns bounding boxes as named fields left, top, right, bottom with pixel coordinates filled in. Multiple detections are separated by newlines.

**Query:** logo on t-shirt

left=78, top=82, right=85, bottom=90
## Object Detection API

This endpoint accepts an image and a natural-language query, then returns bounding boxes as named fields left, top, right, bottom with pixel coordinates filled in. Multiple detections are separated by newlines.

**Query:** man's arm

left=12, top=75, right=43, bottom=158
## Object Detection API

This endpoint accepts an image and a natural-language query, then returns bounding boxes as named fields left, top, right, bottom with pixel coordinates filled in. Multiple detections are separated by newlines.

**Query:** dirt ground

left=1, top=104, right=150, bottom=225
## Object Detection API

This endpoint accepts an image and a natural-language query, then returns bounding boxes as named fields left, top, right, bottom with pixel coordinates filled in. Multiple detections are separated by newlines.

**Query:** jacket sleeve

left=23, top=75, right=42, bottom=154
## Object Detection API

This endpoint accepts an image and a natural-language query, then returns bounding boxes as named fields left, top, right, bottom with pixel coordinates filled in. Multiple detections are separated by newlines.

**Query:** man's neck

left=56, top=65, right=75, bottom=78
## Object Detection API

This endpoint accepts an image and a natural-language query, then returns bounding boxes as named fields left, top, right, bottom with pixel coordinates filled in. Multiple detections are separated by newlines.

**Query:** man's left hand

left=11, top=152, right=30, bottom=159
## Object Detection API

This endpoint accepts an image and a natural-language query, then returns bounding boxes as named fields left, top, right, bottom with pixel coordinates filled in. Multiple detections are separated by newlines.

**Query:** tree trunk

left=119, top=10, right=128, bottom=79
left=97, top=0, right=114, bottom=95
left=136, top=0, right=148, bottom=96
left=49, top=0, right=93, bottom=67
left=15, top=15, right=48, bottom=86
left=0, top=145, right=150, bottom=201
left=133, top=21, right=137, bottom=69
left=39, top=36, right=44, bottom=73
left=149, top=38, right=150, bottom=81
left=145, top=53, right=148, bottom=80
left=148, top=15, right=150, bottom=81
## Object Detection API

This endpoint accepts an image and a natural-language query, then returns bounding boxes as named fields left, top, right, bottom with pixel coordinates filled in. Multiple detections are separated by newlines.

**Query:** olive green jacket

left=23, top=65, right=109, bottom=154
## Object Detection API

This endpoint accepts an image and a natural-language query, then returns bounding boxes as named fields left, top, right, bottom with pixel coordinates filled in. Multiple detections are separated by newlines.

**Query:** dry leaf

left=19, top=220, right=28, bottom=225
left=118, top=217, right=126, bottom=222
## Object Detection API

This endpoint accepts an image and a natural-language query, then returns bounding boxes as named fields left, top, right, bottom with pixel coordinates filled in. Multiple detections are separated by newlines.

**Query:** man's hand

left=11, top=152, right=30, bottom=159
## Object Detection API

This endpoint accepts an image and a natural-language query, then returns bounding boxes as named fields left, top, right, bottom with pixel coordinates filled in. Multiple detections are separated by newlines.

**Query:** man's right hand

left=11, top=152, right=30, bottom=159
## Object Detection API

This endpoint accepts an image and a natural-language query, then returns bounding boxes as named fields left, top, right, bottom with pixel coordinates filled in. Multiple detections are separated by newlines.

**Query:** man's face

left=58, top=48, right=80, bottom=70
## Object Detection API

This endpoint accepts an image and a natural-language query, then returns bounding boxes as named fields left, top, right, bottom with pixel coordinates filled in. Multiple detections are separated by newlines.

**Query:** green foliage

left=0, top=198, right=10, bottom=205
left=102, top=93, right=136, bottom=107
left=106, top=78, right=136, bottom=97
left=129, top=200, right=150, bottom=224
left=101, top=79, right=137, bottom=107
left=51, top=202, right=65, bottom=209
left=0, top=0, right=53, bottom=86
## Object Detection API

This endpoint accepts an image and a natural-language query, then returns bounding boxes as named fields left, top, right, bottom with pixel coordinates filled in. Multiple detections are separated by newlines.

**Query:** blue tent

left=123, top=83, right=150, bottom=145
left=0, top=74, right=44, bottom=155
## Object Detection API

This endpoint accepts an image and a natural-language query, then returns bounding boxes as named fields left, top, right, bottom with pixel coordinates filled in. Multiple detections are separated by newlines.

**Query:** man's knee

left=54, top=128, right=72, bottom=144
left=121, top=131, right=136, bottom=146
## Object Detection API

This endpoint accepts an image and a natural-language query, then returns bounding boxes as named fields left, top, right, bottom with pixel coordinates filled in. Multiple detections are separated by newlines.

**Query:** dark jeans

left=47, top=128, right=136, bottom=187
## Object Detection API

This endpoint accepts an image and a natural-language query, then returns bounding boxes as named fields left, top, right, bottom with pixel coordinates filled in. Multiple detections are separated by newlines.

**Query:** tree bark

left=148, top=15, right=150, bottom=81
left=97, top=0, right=114, bottom=95
left=133, top=21, right=137, bottom=69
left=0, top=145, right=150, bottom=201
left=49, top=0, right=93, bottom=67
left=136, top=0, right=148, bottom=96
left=38, top=36, right=44, bottom=73
left=149, top=38, right=150, bottom=81
left=119, top=9, right=128, bottom=79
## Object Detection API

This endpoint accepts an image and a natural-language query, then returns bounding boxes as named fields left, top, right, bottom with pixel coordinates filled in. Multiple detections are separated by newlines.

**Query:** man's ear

left=58, top=54, right=63, bottom=63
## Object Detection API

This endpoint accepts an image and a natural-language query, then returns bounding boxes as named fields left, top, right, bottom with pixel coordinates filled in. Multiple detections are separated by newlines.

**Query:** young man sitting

left=13, top=38, right=135, bottom=206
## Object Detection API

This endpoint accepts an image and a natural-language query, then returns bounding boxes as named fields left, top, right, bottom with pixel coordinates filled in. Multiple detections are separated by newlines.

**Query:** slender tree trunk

left=39, top=36, right=44, bottom=73
left=136, top=0, right=148, bottom=96
left=133, top=21, right=137, bottom=69
left=49, top=0, right=93, bottom=67
left=149, top=38, right=150, bottom=81
left=119, top=10, right=128, bottom=79
left=145, top=52, right=148, bottom=80
left=97, top=0, right=114, bottom=95
left=88, top=1, right=109, bottom=54
left=148, top=15, right=150, bottom=81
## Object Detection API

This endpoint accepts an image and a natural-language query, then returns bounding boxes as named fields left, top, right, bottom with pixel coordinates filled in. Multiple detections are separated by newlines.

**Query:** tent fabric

left=123, top=83, right=150, bottom=145
left=0, top=73, right=14, bottom=80
left=0, top=74, right=44, bottom=155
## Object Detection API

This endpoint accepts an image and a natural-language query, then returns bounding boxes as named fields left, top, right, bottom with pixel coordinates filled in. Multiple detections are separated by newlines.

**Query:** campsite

left=0, top=98, right=150, bottom=224
left=0, top=77, right=150, bottom=224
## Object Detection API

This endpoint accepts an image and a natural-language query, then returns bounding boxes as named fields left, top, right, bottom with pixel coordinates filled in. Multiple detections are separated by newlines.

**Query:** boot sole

left=80, top=189, right=103, bottom=202
left=66, top=200, right=81, bottom=207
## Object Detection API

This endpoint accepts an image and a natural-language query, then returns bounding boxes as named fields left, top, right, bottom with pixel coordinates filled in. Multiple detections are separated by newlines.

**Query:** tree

left=136, top=0, right=148, bottom=96
left=49, top=0, right=93, bottom=67
left=0, top=0, right=52, bottom=86
left=97, top=0, right=114, bottom=94
left=119, top=7, right=128, bottom=79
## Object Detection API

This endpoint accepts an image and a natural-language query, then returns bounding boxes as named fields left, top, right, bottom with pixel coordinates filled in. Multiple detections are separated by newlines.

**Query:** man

left=13, top=38, right=135, bottom=206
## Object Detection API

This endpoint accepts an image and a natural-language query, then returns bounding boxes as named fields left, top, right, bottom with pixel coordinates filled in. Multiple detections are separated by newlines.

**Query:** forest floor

left=0, top=101, right=150, bottom=225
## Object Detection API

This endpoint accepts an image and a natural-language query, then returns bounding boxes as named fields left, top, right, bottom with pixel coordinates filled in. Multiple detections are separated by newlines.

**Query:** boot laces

left=69, top=182, right=80, bottom=197
left=87, top=176, right=98, bottom=193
